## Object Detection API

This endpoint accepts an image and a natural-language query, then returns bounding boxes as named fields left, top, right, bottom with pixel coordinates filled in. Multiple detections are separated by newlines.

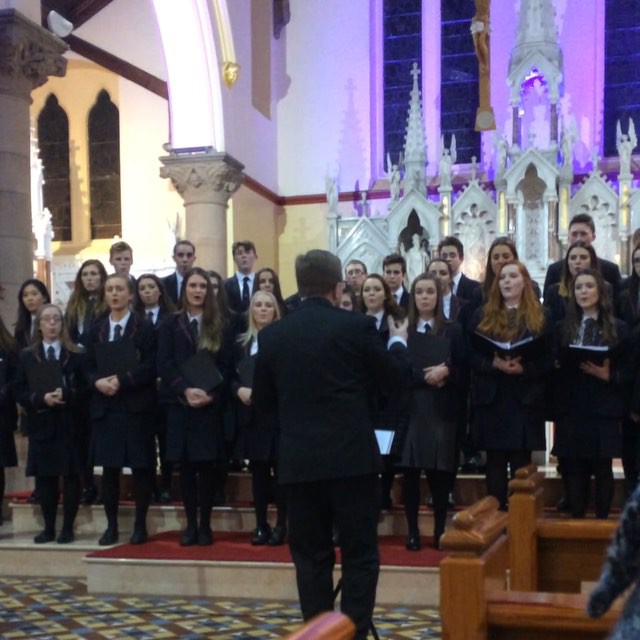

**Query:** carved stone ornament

left=0, top=10, right=68, bottom=91
left=159, top=151, right=245, bottom=206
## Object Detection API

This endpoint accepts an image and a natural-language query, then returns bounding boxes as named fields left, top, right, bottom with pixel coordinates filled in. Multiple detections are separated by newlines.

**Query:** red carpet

left=87, top=530, right=446, bottom=567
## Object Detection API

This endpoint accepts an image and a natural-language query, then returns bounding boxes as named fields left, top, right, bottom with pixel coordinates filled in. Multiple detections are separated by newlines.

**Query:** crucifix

left=471, top=0, right=496, bottom=131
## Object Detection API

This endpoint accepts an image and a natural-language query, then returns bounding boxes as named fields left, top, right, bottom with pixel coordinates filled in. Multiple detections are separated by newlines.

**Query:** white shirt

left=109, top=311, right=131, bottom=341
left=145, top=306, right=160, bottom=325
left=452, top=272, right=462, bottom=296
left=42, top=340, right=62, bottom=360
left=416, top=318, right=434, bottom=334
left=235, top=272, right=255, bottom=291
left=371, top=310, right=385, bottom=331
left=442, top=292, right=452, bottom=319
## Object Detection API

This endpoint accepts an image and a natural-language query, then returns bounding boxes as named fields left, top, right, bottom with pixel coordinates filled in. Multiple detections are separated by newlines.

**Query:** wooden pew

left=284, top=612, right=355, bottom=640
left=439, top=487, right=621, bottom=639
left=508, top=464, right=619, bottom=593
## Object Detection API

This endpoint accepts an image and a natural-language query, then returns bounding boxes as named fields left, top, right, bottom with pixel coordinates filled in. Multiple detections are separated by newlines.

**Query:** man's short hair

left=437, top=236, right=464, bottom=259
left=173, top=240, right=196, bottom=255
left=569, top=213, right=595, bottom=234
left=382, top=253, right=406, bottom=273
left=232, top=240, right=257, bottom=256
left=344, top=259, right=367, bottom=275
left=296, top=250, right=343, bottom=298
left=109, top=241, right=133, bottom=258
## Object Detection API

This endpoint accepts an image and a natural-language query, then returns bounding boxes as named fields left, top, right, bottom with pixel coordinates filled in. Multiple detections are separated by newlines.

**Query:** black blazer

left=156, top=312, right=234, bottom=402
left=252, top=297, right=410, bottom=484
left=224, top=276, right=252, bottom=313
left=454, top=273, right=481, bottom=302
left=84, top=314, right=157, bottom=419
left=397, top=288, right=410, bottom=312
left=15, top=345, right=83, bottom=441
left=161, top=273, right=181, bottom=307
left=543, top=257, right=621, bottom=301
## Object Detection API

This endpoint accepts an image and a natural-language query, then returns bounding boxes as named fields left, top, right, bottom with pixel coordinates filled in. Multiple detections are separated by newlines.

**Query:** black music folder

left=559, top=344, right=612, bottom=368
left=409, top=332, right=451, bottom=369
left=237, top=356, right=256, bottom=388
left=471, top=332, right=548, bottom=360
left=27, top=360, right=64, bottom=396
left=179, top=349, right=223, bottom=392
left=95, top=340, right=139, bottom=377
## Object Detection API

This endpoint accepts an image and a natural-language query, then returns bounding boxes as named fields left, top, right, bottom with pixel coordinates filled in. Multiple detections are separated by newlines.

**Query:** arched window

left=440, top=0, right=480, bottom=163
left=88, top=90, right=121, bottom=239
left=37, top=94, right=71, bottom=241
left=383, top=0, right=423, bottom=162
left=603, top=1, right=640, bottom=157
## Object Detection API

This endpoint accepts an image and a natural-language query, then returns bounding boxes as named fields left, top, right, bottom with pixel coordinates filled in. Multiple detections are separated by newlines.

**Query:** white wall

left=276, top=0, right=373, bottom=196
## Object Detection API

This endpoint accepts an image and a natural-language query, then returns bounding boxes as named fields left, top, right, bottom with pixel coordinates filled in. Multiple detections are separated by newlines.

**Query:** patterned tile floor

left=0, top=577, right=442, bottom=639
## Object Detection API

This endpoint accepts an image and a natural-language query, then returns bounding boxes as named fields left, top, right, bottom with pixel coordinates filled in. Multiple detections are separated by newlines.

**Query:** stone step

left=8, top=501, right=442, bottom=538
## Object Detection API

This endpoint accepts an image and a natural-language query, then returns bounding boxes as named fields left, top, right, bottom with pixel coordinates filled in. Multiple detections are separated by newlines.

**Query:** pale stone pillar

left=159, top=151, right=244, bottom=275
left=0, top=9, right=67, bottom=320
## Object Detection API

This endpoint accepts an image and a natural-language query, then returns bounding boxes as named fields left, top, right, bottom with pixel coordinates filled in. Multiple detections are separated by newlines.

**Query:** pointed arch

left=37, top=93, right=71, bottom=241
left=88, top=89, right=121, bottom=239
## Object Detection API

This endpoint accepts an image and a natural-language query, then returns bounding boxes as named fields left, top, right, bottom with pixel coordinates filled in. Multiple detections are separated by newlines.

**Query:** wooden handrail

left=284, top=612, right=356, bottom=640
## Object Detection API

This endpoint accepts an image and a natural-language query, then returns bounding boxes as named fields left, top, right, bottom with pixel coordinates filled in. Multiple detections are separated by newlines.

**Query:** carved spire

left=508, top=0, right=563, bottom=103
left=402, top=63, right=428, bottom=197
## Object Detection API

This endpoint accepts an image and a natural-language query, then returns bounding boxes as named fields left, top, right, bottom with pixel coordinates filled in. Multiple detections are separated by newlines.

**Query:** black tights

left=102, top=467, right=153, bottom=531
left=565, top=457, right=613, bottom=519
left=485, top=449, right=531, bottom=510
left=38, top=475, right=81, bottom=534
left=180, top=460, right=216, bottom=532
left=404, top=468, right=454, bottom=540
left=251, top=460, right=286, bottom=529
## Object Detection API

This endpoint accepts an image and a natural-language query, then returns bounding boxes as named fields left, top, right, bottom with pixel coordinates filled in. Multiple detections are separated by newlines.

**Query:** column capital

left=0, top=9, right=68, bottom=94
left=159, top=150, right=245, bottom=207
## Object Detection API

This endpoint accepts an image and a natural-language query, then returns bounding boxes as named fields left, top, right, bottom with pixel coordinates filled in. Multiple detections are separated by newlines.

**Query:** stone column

left=0, top=10, right=67, bottom=319
left=159, top=151, right=244, bottom=275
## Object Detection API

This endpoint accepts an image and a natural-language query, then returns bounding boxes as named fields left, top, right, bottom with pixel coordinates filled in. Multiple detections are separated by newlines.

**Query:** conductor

left=252, top=249, right=409, bottom=638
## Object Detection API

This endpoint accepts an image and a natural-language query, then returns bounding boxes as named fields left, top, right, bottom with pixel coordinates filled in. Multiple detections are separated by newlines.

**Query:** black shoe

left=129, top=527, right=148, bottom=545
left=180, top=526, right=198, bottom=547
left=27, top=490, right=39, bottom=504
left=34, top=529, right=55, bottom=544
left=251, top=525, right=271, bottom=546
left=556, top=496, right=571, bottom=512
left=56, top=529, right=74, bottom=544
left=159, top=490, right=172, bottom=504
left=332, top=529, right=341, bottom=547
left=448, top=492, right=456, bottom=508
left=268, top=525, right=286, bottom=546
left=406, top=533, right=421, bottom=551
left=98, top=528, right=119, bottom=546
left=197, top=528, right=213, bottom=546
left=81, top=485, right=98, bottom=505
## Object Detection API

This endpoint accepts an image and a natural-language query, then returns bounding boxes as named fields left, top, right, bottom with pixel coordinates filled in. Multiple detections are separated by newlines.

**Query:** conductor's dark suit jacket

left=252, top=296, right=410, bottom=485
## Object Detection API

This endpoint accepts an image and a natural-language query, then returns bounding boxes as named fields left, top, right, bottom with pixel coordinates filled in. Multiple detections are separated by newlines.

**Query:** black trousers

left=251, top=460, right=286, bottom=529
left=286, top=474, right=380, bottom=640
left=485, top=449, right=531, bottom=510
left=565, top=457, right=614, bottom=519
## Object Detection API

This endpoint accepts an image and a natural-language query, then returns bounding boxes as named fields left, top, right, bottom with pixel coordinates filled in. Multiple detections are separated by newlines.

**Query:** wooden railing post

left=508, top=464, right=545, bottom=591
left=440, top=496, right=509, bottom=640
